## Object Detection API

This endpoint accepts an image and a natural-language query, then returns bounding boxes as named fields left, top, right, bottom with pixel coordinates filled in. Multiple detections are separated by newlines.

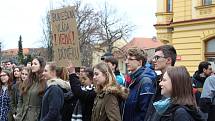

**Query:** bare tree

left=40, top=0, right=134, bottom=66
left=73, top=1, right=101, bottom=66
left=41, top=12, right=53, bottom=61
left=97, top=2, right=135, bottom=53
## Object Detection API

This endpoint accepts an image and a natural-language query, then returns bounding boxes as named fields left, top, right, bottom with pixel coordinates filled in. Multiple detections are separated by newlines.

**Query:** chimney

left=152, top=36, right=157, bottom=41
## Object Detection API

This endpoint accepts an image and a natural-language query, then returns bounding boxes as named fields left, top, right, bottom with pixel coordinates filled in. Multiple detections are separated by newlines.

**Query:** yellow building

left=155, top=0, right=215, bottom=74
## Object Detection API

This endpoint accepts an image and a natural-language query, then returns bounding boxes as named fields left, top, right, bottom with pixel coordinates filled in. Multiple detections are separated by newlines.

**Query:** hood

left=171, top=105, right=207, bottom=121
left=130, top=66, right=157, bottom=82
left=184, top=106, right=207, bottom=121
left=103, top=85, right=129, bottom=100
left=47, top=78, right=71, bottom=91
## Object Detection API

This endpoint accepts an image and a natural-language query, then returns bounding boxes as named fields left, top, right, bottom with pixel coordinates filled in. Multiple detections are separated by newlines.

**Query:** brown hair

left=0, top=69, right=13, bottom=95
left=20, top=67, right=32, bottom=95
left=127, top=47, right=147, bottom=66
left=166, top=66, right=196, bottom=107
left=93, top=62, right=117, bottom=92
left=22, top=56, right=46, bottom=96
left=84, top=67, right=94, bottom=81
left=46, top=62, right=57, bottom=72
left=56, top=66, right=69, bottom=81
left=12, top=65, right=24, bottom=84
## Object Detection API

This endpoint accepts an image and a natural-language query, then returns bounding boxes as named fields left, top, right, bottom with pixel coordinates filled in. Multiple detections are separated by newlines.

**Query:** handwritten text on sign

left=50, top=7, right=80, bottom=67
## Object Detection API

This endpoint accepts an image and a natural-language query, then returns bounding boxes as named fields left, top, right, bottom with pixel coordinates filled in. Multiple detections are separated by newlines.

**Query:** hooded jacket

left=114, top=71, right=125, bottom=86
left=123, top=66, right=157, bottom=121
left=159, top=104, right=207, bottom=121
left=40, top=78, right=66, bottom=121
left=91, top=85, right=129, bottom=121
left=192, top=71, right=208, bottom=88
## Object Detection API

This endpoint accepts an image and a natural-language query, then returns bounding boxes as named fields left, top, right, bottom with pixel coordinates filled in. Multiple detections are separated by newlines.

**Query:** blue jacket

left=123, top=67, right=156, bottom=121
left=114, top=71, right=125, bottom=86
left=40, top=79, right=66, bottom=121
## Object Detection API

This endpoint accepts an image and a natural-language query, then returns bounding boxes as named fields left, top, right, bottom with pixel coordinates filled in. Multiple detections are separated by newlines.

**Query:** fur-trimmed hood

left=47, top=78, right=71, bottom=91
left=103, top=85, right=129, bottom=100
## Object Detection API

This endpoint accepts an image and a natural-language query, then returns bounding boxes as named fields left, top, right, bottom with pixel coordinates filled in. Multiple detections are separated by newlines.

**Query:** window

left=167, top=0, right=173, bottom=12
left=206, top=38, right=215, bottom=52
left=203, top=0, right=212, bottom=5
left=205, top=38, right=215, bottom=71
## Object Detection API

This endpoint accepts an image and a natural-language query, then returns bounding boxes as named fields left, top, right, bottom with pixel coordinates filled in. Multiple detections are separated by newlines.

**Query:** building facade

left=155, top=0, right=215, bottom=74
left=114, top=37, right=163, bottom=74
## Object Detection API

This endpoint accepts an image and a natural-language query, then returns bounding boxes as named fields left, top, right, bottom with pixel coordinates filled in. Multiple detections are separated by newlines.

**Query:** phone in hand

left=75, top=67, right=80, bottom=73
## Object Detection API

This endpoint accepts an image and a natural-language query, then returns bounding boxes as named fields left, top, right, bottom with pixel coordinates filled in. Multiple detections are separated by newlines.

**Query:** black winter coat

left=40, top=85, right=64, bottom=121
left=144, top=75, right=163, bottom=121
left=158, top=105, right=206, bottom=121
left=61, top=89, right=77, bottom=121
left=69, top=74, right=96, bottom=121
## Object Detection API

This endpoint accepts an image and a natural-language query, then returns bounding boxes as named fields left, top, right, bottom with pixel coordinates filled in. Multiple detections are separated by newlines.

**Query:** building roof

left=113, top=37, right=163, bottom=58
left=2, top=48, right=30, bottom=56
left=121, top=37, right=163, bottom=50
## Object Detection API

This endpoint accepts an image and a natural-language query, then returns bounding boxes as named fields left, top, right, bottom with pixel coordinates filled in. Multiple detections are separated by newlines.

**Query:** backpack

left=60, top=88, right=77, bottom=121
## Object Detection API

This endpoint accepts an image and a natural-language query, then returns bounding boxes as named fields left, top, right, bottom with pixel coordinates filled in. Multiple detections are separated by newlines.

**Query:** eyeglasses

left=126, top=58, right=138, bottom=61
left=0, top=74, right=7, bottom=77
left=152, top=55, right=166, bottom=61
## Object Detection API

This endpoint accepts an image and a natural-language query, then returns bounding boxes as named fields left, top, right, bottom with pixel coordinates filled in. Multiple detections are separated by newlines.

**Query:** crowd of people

left=0, top=44, right=214, bottom=121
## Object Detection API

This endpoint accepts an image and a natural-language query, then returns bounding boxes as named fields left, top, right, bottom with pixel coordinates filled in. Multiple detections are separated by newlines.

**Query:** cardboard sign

left=50, top=6, right=81, bottom=67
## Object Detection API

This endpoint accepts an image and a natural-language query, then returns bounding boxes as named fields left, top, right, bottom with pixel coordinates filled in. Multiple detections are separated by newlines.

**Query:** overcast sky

left=0, top=0, right=156, bottom=50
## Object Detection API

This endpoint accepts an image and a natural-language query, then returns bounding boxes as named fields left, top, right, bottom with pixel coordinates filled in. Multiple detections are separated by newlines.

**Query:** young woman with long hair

left=12, top=66, right=23, bottom=84
left=153, top=66, right=206, bottom=121
left=19, top=56, right=46, bottom=121
left=13, top=67, right=31, bottom=120
left=91, top=62, right=129, bottom=121
left=0, top=69, right=14, bottom=121
left=11, top=66, right=23, bottom=116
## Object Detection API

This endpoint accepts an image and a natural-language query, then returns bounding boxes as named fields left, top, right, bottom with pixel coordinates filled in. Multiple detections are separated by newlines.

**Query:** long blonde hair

left=93, top=62, right=117, bottom=92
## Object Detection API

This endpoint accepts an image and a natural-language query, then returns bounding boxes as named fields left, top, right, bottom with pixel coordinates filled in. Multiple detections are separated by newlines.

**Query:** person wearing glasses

left=145, top=45, right=177, bottom=121
left=0, top=69, right=14, bottom=121
left=122, top=47, right=157, bottom=121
